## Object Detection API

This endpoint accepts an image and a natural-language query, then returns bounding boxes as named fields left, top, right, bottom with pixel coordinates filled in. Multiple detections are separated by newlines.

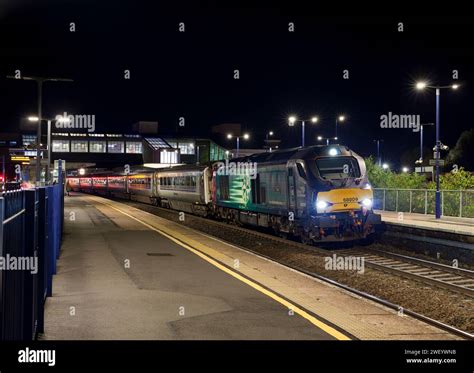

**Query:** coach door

left=288, top=166, right=297, bottom=217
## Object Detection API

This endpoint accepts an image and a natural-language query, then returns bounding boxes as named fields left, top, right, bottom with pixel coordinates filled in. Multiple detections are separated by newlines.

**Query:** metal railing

left=373, top=188, right=474, bottom=218
left=0, top=169, right=64, bottom=340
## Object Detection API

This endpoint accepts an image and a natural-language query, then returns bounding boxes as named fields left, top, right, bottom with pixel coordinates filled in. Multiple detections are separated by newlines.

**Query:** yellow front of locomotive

left=308, top=146, right=382, bottom=240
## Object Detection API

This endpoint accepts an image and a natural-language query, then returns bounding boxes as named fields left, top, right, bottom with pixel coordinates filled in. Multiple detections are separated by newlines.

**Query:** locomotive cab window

left=296, top=163, right=306, bottom=179
left=315, top=157, right=360, bottom=180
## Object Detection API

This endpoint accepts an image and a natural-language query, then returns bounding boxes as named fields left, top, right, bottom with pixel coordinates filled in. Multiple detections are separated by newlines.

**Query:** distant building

left=132, top=121, right=158, bottom=135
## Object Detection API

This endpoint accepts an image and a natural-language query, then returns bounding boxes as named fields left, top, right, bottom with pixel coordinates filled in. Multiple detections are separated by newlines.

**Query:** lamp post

left=288, top=116, right=318, bottom=147
left=373, top=139, right=384, bottom=166
left=415, top=81, right=459, bottom=219
left=414, top=123, right=434, bottom=165
left=227, top=133, right=249, bottom=158
left=6, top=75, right=73, bottom=186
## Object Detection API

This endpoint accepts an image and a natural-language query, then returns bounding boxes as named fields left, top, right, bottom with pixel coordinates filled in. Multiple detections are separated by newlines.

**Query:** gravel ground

left=122, top=200, right=474, bottom=334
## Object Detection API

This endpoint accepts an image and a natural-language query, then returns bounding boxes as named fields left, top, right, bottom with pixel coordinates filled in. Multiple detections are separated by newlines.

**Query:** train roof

left=230, top=144, right=358, bottom=164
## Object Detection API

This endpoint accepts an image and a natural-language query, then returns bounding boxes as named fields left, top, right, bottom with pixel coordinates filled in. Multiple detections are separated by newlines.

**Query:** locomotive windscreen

left=314, top=157, right=361, bottom=180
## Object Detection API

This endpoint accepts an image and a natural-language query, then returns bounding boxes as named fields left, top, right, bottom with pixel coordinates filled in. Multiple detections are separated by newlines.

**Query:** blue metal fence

left=0, top=175, right=64, bottom=340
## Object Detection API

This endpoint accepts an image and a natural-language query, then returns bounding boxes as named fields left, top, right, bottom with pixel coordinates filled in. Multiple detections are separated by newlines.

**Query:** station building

left=0, top=121, right=230, bottom=183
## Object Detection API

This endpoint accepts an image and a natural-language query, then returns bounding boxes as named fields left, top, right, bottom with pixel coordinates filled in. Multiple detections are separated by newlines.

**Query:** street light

left=382, top=163, right=389, bottom=170
left=288, top=115, right=318, bottom=147
left=227, top=133, right=250, bottom=158
left=7, top=75, right=73, bottom=186
left=415, top=81, right=459, bottom=219
left=402, top=167, right=409, bottom=173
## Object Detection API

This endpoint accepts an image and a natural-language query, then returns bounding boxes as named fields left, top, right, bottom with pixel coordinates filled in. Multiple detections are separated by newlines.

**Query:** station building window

left=107, top=141, right=124, bottom=153
left=90, top=140, right=106, bottom=153
left=160, top=150, right=178, bottom=164
left=167, top=140, right=195, bottom=155
left=52, top=140, right=70, bottom=152
left=126, top=141, right=143, bottom=154
left=71, top=140, right=88, bottom=153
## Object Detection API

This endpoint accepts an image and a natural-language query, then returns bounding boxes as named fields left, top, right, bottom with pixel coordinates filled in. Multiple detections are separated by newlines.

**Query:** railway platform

left=377, top=210, right=474, bottom=237
left=43, top=193, right=462, bottom=340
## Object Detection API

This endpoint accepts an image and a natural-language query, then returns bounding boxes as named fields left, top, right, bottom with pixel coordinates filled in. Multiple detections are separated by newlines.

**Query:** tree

left=447, top=129, right=474, bottom=171
left=400, top=146, right=431, bottom=167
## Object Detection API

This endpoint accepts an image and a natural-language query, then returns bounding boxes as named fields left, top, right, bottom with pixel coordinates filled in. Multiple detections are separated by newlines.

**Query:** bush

left=366, top=158, right=474, bottom=217
left=365, top=157, right=426, bottom=189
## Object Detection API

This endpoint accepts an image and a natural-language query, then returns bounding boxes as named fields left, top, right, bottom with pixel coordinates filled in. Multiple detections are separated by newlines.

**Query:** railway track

left=339, top=248, right=474, bottom=298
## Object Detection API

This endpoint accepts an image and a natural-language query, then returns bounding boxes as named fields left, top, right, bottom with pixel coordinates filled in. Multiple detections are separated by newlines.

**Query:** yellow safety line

left=93, top=197, right=351, bottom=340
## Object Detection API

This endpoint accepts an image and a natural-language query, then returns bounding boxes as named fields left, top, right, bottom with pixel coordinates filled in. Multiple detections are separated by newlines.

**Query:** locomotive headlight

left=361, top=198, right=373, bottom=208
left=316, top=200, right=329, bottom=209
left=363, top=183, right=372, bottom=190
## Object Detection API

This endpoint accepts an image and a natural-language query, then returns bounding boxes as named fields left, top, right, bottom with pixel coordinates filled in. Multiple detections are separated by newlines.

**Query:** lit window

left=126, top=141, right=143, bottom=154
left=52, top=140, right=70, bottom=152
left=90, top=141, right=106, bottom=153
left=71, top=140, right=88, bottom=153
left=178, top=141, right=195, bottom=155
left=160, top=150, right=178, bottom=164
left=22, top=135, right=37, bottom=146
left=107, top=141, right=124, bottom=153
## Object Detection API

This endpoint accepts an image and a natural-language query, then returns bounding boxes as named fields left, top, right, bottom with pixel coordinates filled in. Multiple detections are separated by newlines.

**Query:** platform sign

left=415, top=166, right=434, bottom=173
left=429, top=159, right=445, bottom=166
left=53, top=160, right=66, bottom=184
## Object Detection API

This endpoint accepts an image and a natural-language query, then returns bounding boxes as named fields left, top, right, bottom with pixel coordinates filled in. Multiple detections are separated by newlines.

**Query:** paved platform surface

left=44, top=194, right=339, bottom=340
left=43, top=194, right=461, bottom=340
left=377, top=210, right=474, bottom=236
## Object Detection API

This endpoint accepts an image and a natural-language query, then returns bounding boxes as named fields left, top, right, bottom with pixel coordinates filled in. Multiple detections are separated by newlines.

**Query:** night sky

left=1, top=2, right=473, bottom=166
